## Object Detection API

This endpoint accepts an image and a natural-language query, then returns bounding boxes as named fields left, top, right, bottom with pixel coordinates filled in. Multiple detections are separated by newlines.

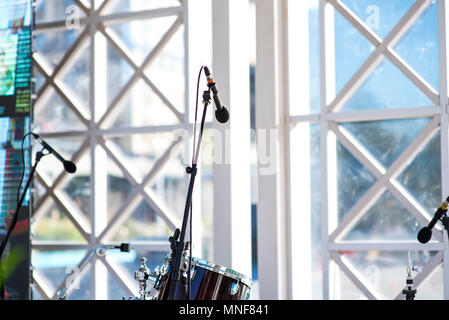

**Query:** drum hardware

left=402, top=251, right=422, bottom=301
left=157, top=256, right=252, bottom=300
left=230, top=282, right=240, bottom=296
left=152, top=254, right=170, bottom=292
left=124, top=254, right=173, bottom=300
left=132, top=257, right=160, bottom=300
left=57, top=243, right=130, bottom=300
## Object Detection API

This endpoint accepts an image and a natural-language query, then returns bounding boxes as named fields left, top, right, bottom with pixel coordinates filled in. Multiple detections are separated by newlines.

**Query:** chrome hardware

left=57, top=243, right=130, bottom=300
left=134, top=257, right=151, bottom=300
left=131, top=256, right=161, bottom=300
left=406, top=251, right=422, bottom=279
left=230, top=282, right=240, bottom=295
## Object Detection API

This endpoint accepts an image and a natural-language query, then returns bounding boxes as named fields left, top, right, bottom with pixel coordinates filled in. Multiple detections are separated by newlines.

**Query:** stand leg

left=402, top=287, right=416, bottom=300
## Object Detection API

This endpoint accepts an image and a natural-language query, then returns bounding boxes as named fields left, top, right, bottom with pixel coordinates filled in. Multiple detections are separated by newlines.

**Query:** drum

left=157, top=257, right=252, bottom=300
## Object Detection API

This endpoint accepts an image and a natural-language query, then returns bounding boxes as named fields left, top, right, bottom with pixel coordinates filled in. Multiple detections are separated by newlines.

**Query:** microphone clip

left=202, top=89, right=211, bottom=104
left=185, top=165, right=197, bottom=175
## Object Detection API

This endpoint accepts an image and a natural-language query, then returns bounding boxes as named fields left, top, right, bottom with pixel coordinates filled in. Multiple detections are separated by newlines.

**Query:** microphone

left=31, top=133, right=77, bottom=173
left=417, top=197, right=449, bottom=243
left=203, top=66, right=229, bottom=123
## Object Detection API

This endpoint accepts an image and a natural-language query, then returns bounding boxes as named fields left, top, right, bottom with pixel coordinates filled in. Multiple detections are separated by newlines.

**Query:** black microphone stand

left=402, top=279, right=417, bottom=300
left=167, top=89, right=211, bottom=300
left=0, top=148, right=46, bottom=299
left=402, top=252, right=416, bottom=300
left=402, top=251, right=423, bottom=300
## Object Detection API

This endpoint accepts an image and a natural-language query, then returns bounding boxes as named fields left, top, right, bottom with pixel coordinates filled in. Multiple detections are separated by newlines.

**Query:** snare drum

left=157, top=257, right=252, bottom=300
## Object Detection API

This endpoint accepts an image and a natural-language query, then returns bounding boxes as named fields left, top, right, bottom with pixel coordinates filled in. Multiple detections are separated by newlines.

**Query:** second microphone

left=32, top=133, right=77, bottom=174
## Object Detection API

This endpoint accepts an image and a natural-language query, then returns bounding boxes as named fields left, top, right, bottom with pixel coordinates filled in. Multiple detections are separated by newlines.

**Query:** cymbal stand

left=402, top=251, right=422, bottom=300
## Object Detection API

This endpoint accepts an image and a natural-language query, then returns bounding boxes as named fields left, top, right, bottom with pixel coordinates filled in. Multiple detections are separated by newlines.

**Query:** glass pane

left=341, top=59, right=434, bottom=111
left=397, top=130, right=441, bottom=216
left=36, top=0, right=86, bottom=23
left=33, top=88, right=87, bottom=133
left=144, top=26, right=185, bottom=114
left=34, top=28, right=85, bottom=71
left=32, top=178, right=46, bottom=203
left=343, top=189, right=421, bottom=241
left=107, top=272, right=129, bottom=300
left=334, top=9, right=375, bottom=94
left=105, top=249, right=137, bottom=300
left=106, top=156, right=134, bottom=221
left=59, top=43, right=91, bottom=112
left=394, top=0, right=439, bottom=95
left=107, top=79, right=181, bottom=129
left=337, top=141, right=377, bottom=220
left=340, top=118, right=431, bottom=168
left=31, top=249, right=90, bottom=299
left=339, top=250, right=441, bottom=300
left=31, top=200, right=88, bottom=243
left=33, top=66, right=45, bottom=93
left=339, top=265, right=368, bottom=300
left=106, top=15, right=178, bottom=67
left=109, top=199, right=173, bottom=241
left=62, top=151, right=91, bottom=218
left=340, top=0, right=414, bottom=39
left=148, top=156, right=186, bottom=218
left=104, top=39, right=135, bottom=112
left=415, top=263, right=443, bottom=300
left=31, top=285, right=44, bottom=300
left=102, top=0, right=181, bottom=15
left=105, top=132, right=181, bottom=183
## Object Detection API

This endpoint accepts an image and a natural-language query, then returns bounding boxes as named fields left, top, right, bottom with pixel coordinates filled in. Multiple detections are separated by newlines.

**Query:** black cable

left=16, top=132, right=33, bottom=205
left=191, top=66, right=204, bottom=164
left=1, top=133, right=46, bottom=260
left=1, top=131, right=32, bottom=299
left=187, top=65, right=204, bottom=300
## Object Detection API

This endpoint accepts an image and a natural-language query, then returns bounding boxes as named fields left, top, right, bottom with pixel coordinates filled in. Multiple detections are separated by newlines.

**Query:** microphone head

left=63, top=160, right=77, bottom=174
left=204, top=65, right=211, bottom=76
left=215, top=107, right=229, bottom=123
left=119, top=243, right=131, bottom=253
left=417, top=227, right=432, bottom=244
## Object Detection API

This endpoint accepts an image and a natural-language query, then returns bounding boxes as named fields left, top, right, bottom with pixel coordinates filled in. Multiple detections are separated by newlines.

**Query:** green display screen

left=0, top=0, right=32, bottom=300
left=0, top=0, right=32, bottom=116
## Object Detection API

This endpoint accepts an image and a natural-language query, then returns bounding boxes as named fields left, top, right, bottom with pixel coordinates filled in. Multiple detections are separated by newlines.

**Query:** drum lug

left=230, top=282, right=240, bottom=295
left=246, top=286, right=252, bottom=300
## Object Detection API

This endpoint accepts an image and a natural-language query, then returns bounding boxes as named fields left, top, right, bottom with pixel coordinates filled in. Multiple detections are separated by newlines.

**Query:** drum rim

left=190, top=257, right=253, bottom=287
